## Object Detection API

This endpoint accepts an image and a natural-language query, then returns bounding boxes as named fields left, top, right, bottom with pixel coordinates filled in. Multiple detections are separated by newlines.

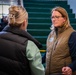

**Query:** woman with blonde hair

left=0, top=5, right=45, bottom=75
left=45, top=6, right=76, bottom=75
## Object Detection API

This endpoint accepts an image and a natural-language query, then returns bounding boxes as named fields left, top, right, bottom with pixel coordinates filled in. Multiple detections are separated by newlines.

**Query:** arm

left=68, top=32, right=76, bottom=71
left=26, top=40, right=45, bottom=75
left=62, top=32, right=76, bottom=75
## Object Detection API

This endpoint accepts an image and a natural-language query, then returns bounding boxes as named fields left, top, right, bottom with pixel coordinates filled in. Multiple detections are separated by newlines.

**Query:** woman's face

left=51, top=10, right=66, bottom=27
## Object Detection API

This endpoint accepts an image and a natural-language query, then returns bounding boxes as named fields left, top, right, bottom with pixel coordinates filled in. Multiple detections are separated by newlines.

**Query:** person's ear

left=63, top=17, right=66, bottom=22
left=23, top=20, right=26, bottom=26
left=23, top=20, right=28, bottom=30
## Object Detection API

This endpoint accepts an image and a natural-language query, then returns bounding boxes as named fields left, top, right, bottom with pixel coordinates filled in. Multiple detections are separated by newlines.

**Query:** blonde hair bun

left=8, top=5, right=28, bottom=27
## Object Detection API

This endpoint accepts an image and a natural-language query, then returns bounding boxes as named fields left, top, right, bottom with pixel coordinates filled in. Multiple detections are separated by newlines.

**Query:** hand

left=62, top=66, right=72, bottom=75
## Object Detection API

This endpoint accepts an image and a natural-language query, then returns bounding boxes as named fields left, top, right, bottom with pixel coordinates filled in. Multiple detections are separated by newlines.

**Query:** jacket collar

left=3, top=25, right=42, bottom=49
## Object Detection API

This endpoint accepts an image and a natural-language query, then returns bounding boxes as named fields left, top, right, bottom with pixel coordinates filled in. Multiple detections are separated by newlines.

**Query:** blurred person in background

left=0, top=16, right=8, bottom=31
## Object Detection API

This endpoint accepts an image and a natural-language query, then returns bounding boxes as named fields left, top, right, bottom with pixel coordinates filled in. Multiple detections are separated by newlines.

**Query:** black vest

left=0, top=26, right=42, bottom=75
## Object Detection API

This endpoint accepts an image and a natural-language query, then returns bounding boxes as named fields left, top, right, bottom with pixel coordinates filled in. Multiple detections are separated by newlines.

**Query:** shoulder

left=27, top=40, right=38, bottom=48
left=70, top=31, right=76, bottom=39
left=26, top=40, right=39, bottom=52
left=69, top=31, right=76, bottom=42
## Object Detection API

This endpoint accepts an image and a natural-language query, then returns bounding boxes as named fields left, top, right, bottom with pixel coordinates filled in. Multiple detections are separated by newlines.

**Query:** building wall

left=68, top=0, right=76, bottom=18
